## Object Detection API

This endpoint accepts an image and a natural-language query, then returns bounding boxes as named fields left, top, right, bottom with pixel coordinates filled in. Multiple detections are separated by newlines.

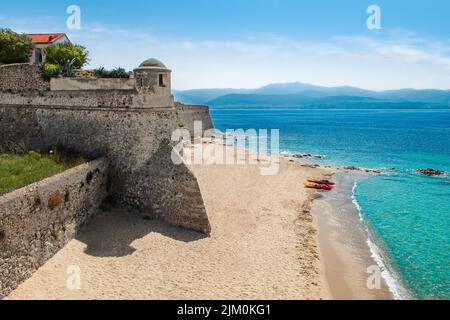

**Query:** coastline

left=281, top=150, right=395, bottom=299
left=310, top=171, right=393, bottom=299
left=281, top=148, right=419, bottom=300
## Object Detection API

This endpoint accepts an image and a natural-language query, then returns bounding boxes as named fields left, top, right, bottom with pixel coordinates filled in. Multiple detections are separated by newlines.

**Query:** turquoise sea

left=209, top=108, right=450, bottom=300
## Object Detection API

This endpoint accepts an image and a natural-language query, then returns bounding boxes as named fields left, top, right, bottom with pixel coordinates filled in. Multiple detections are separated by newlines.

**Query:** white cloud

left=333, top=34, right=450, bottom=70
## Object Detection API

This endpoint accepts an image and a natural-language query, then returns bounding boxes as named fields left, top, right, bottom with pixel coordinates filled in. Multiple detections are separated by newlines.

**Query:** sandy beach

left=6, top=144, right=332, bottom=299
left=5, top=143, right=390, bottom=300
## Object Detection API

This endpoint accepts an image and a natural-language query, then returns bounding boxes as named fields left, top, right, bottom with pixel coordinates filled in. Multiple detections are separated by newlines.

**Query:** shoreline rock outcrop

left=417, top=168, right=445, bottom=176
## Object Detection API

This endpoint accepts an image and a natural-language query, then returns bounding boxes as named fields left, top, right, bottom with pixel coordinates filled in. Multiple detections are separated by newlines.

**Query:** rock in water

left=417, top=168, right=444, bottom=176
left=344, top=166, right=361, bottom=171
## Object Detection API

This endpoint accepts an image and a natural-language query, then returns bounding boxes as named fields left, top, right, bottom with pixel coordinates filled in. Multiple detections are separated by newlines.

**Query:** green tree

left=0, top=29, right=33, bottom=64
left=94, top=66, right=130, bottom=78
left=45, top=43, right=89, bottom=69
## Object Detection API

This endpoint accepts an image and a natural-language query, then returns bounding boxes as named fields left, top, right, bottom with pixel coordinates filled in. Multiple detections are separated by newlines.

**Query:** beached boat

left=304, top=183, right=333, bottom=190
left=307, top=178, right=335, bottom=185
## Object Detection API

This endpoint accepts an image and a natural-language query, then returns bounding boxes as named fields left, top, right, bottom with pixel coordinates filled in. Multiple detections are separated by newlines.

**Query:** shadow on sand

left=75, top=208, right=207, bottom=258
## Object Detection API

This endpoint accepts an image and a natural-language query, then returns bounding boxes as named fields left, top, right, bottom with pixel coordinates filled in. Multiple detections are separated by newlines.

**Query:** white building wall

left=30, top=35, right=72, bottom=64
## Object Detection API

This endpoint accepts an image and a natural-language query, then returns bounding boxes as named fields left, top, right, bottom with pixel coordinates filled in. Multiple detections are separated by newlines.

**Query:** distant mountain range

left=173, top=82, right=450, bottom=109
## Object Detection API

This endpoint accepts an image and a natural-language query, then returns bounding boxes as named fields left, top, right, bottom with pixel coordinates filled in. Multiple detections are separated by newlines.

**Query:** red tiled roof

left=26, top=33, right=66, bottom=44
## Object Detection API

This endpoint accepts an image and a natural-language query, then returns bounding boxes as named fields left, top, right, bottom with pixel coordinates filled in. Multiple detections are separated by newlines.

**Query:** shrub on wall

left=0, top=29, right=33, bottom=64
left=41, top=63, right=61, bottom=79
left=93, top=66, right=130, bottom=78
left=45, top=43, right=89, bottom=70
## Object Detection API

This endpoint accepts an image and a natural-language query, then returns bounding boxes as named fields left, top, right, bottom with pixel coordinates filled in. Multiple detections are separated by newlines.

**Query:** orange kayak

left=307, top=178, right=335, bottom=185
left=304, top=183, right=333, bottom=190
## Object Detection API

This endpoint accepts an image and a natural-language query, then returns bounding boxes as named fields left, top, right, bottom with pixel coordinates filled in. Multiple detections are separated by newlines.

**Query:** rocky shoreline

left=284, top=152, right=448, bottom=178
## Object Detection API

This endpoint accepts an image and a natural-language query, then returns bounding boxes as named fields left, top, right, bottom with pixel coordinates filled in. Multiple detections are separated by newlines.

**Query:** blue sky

left=1, top=0, right=450, bottom=90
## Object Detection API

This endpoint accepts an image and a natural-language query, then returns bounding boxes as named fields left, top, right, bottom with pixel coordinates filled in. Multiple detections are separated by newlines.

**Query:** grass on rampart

left=0, top=151, right=86, bottom=196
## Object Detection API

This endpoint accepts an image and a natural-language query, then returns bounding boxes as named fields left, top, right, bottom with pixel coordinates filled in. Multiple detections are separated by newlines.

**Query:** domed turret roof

left=139, top=58, right=167, bottom=69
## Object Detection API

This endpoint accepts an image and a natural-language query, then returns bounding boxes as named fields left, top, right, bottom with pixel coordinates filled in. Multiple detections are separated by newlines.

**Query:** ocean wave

left=351, top=182, right=413, bottom=300
left=351, top=182, right=364, bottom=222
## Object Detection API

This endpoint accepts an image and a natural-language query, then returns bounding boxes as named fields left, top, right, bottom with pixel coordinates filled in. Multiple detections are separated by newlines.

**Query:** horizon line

left=172, top=81, right=450, bottom=92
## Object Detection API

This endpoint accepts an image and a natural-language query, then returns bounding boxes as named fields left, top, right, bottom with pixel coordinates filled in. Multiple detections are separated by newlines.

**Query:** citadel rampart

left=0, top=60, right=214, bottom=297
left=0, top=104, right=211, bottom=233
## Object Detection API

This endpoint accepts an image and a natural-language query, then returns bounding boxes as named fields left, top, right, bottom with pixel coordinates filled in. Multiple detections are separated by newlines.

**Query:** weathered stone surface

left=0, top=90, right=136, bottom=109
left=175, top=102, right=214, bottom=139
left=0, top=64, right=50, bottom=92
left=50, top=77, right=135, bottom=91
left=0, top=158, right=108, bottom=298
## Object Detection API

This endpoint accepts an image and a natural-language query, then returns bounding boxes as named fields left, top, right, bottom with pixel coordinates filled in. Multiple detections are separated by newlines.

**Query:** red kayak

left=304, top=183, right=333, bottom=190
left=307, top=178, right=336, bottom=185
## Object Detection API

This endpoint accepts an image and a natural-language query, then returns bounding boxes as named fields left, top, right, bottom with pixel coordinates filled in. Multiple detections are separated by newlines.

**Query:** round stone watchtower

left=133, top=58, right=174, bottom=108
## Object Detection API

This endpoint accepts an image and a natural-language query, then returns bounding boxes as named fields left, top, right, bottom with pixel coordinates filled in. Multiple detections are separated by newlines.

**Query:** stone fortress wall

left=0, top=59, right=215, bottom=297
left=0, top=104, right=211, bottom=233
left=0, top=63, right=50, bottom=92
left=0, top=158, right=108, bottom=298
left=0, top=59, right=214, bottom=233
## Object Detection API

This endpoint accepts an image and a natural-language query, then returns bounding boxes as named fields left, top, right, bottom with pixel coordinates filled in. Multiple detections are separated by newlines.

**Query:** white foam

left=351, top=182, right=413, bottom=300
left=280, top=150, right=294, bottom=157
left=351, top=182, right=364, bottom=222
left=366, top=237, right=412, bottom=300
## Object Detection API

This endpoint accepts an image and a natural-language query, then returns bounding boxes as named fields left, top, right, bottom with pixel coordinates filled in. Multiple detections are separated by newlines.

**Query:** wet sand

left=312, top=172, right=393, bottom=299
